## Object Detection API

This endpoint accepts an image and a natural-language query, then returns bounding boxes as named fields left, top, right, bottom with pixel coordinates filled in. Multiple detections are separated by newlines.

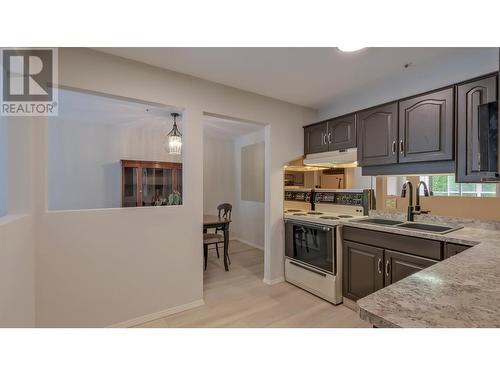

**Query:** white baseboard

left=108, top=299, right=205, bottom=328
left=263, top=276, right=285, bottom=285
left=230, top=237, right=264, bottom=251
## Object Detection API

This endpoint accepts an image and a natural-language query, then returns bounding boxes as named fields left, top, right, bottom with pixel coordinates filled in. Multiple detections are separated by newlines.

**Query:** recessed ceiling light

left=337, top=47, right=365, bottom=53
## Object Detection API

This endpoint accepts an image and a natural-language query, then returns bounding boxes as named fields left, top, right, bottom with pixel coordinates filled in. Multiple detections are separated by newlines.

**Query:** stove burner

left=293, top=213, right=307, bottom=216
left=338, top=215, right=354, bottom=218
left=319, top=216, right=339, bottom=220
left=286, top=209, right=302, bottom=212
left=307, top=212, right=324, bottom=215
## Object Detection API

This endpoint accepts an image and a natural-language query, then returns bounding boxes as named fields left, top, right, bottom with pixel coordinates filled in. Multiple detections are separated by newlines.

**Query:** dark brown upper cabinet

left=304, top=121, right=329, bottom=154
left=356, top=103, right=398, bottom=166
left=328, top=114, right=356, bottom=151
left=304, top=115, right=356, bottom=155
left=342, top=240, right=384, bottom=301
left=384, top=250, right=437, bottom=286
left=456, top=75, right=498, bottom=182
left=398, top=87, right=454, bottom=163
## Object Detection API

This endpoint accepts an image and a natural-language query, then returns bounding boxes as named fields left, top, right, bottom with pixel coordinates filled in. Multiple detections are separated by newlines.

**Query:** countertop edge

left=358, top=306, right=401, bottom=328
left=341, top=221, right=480, bottom=246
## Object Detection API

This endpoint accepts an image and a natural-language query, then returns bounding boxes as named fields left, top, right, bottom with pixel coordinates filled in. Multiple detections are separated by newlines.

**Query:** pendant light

left=164, top=113, right=182, bottom=155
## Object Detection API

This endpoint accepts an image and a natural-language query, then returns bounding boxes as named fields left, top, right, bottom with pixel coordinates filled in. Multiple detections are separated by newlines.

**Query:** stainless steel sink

left=396, top=222, right=460, bottom=234
left=355, top=218, right=404, bottom=226
left=352, top=218, right=461, bottom=234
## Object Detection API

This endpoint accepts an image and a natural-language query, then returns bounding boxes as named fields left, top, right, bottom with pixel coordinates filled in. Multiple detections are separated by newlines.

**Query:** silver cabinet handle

left=377, top=258, right=382, bottom=274
left=328, top=132, right=332, bottom=144
left=385, top=260, right=390, bottom=277
left=323, top=133, right=328, bottom=145
left=392, top=140, right=396, bottom=154
left=399, top=139, right=404, bottom=154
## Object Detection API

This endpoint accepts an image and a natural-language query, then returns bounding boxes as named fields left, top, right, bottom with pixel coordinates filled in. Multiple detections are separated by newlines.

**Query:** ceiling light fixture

left=164, top=113, right=182, bottom=155
left=337, top=46, right=365, bottom=53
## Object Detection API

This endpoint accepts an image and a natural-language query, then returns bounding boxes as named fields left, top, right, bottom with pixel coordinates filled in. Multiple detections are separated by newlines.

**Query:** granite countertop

left=348, top=220, right=500, bottom=328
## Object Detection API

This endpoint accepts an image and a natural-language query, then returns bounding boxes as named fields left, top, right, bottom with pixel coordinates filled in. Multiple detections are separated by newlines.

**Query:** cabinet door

left=304, top=122, right=329, bottom=154
left=356, top=103, right=398, bottom=166
left=342, top=240, right=384, bottom=301
left=384, top=250, right=437, bottom=286
left=328, top=114, right=356, bottom=151
left=456, top=76, right=497, bottom=182
left=122, top=166, right=139, bottom=207
left=444, top=243, right=470, bottom=259
left=399, top=87, right=454, bottom=163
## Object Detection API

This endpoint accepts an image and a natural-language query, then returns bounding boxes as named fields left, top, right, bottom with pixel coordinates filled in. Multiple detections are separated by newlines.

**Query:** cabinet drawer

left=343, top=226, right=443, bottom=260
left=285, top=258, right=341, bottom=304
left=444, top=243, right=471, bottom=259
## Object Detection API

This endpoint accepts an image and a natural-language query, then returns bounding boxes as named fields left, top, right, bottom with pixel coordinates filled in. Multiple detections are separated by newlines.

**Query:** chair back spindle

left=217, top=203, right=232, bottom=221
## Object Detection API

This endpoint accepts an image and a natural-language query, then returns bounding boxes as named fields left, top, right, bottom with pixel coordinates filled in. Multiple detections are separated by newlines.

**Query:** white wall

left=0, top=118, right=36, bottom=327
left=203, top=135, right=236, bottom=217
left=0, top=215, right=35, bottom=327
left=344, top=167, right=375, bottom=191
left=48, top=90, right=181, bottom=210
left=234, top=130, right=266, bottom=249
left=31, top=48, right=315, bottom=327
left=319, top=48, right=498, bottom=119
left=0, top=117, right=7, bottom=217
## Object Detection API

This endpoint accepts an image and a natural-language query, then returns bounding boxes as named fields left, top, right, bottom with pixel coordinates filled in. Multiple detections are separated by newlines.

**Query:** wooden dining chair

left=203, top=203, right=232, bottom=270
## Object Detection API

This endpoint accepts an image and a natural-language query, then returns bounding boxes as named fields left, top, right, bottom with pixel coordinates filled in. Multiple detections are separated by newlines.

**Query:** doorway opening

left=202, top=113, right=267, bottom=292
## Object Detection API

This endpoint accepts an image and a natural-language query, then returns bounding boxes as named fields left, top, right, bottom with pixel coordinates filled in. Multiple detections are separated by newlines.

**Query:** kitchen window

left=419, top=175, right=499, bottom=198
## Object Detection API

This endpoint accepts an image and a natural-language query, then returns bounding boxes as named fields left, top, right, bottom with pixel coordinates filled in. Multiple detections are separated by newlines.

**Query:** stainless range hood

left=303, top=148, right=358, bottom=168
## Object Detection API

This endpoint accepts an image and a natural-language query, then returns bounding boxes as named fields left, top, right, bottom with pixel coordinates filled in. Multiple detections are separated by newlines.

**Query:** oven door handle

left=289, top=261, right=327, bottom=277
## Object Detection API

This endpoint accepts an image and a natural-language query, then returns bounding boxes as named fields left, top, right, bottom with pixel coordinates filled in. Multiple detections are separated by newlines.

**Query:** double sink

left=353, top=218, right=461, bottom=234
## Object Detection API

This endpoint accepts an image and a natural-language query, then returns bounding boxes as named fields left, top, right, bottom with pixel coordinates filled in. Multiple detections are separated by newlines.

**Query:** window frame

left=421, top=175, right=499, bottom=198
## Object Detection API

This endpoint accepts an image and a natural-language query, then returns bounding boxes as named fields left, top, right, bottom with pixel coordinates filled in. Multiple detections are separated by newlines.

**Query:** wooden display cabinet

left=121, top=159, right=183, bottom=207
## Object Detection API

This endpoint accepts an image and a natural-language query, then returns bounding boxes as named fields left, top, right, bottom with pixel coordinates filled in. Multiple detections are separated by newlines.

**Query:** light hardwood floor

left=134, top=240, right=370, bottom=328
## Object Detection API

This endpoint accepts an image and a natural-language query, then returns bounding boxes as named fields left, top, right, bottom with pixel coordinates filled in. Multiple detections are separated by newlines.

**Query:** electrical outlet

left=385, top=197, right=397, bottom=210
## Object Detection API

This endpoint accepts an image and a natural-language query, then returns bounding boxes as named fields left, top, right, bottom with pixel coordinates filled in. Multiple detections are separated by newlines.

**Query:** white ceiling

left=55, top=88, right=261, bottom=140
left=203, top=115, right=263, bottom=140
left=96, top=47, right=498, bottom=109
left=56, top=88, right=180, bottom=129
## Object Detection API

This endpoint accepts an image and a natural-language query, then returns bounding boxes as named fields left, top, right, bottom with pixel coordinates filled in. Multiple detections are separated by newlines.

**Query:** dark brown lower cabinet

left=342, top=227, right=444, bottom=301
left=384, top=250, right=437, bottom=286
left=342, top=241, right=384, bottom=301
left=444, top=243, right=471, bottom=259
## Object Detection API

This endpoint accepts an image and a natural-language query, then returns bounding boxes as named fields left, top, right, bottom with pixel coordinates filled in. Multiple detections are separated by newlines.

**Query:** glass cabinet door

left=121, top=161, right=183, bottom=207
left=142, top=167, right=174, bottom=206
left=123, top=167, right=138, bottom=207
left=176, top=169, right=182, bottom=196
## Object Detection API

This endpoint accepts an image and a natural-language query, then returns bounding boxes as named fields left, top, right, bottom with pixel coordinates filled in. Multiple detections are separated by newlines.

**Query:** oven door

left=284, top=220, right=336, bottom=274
